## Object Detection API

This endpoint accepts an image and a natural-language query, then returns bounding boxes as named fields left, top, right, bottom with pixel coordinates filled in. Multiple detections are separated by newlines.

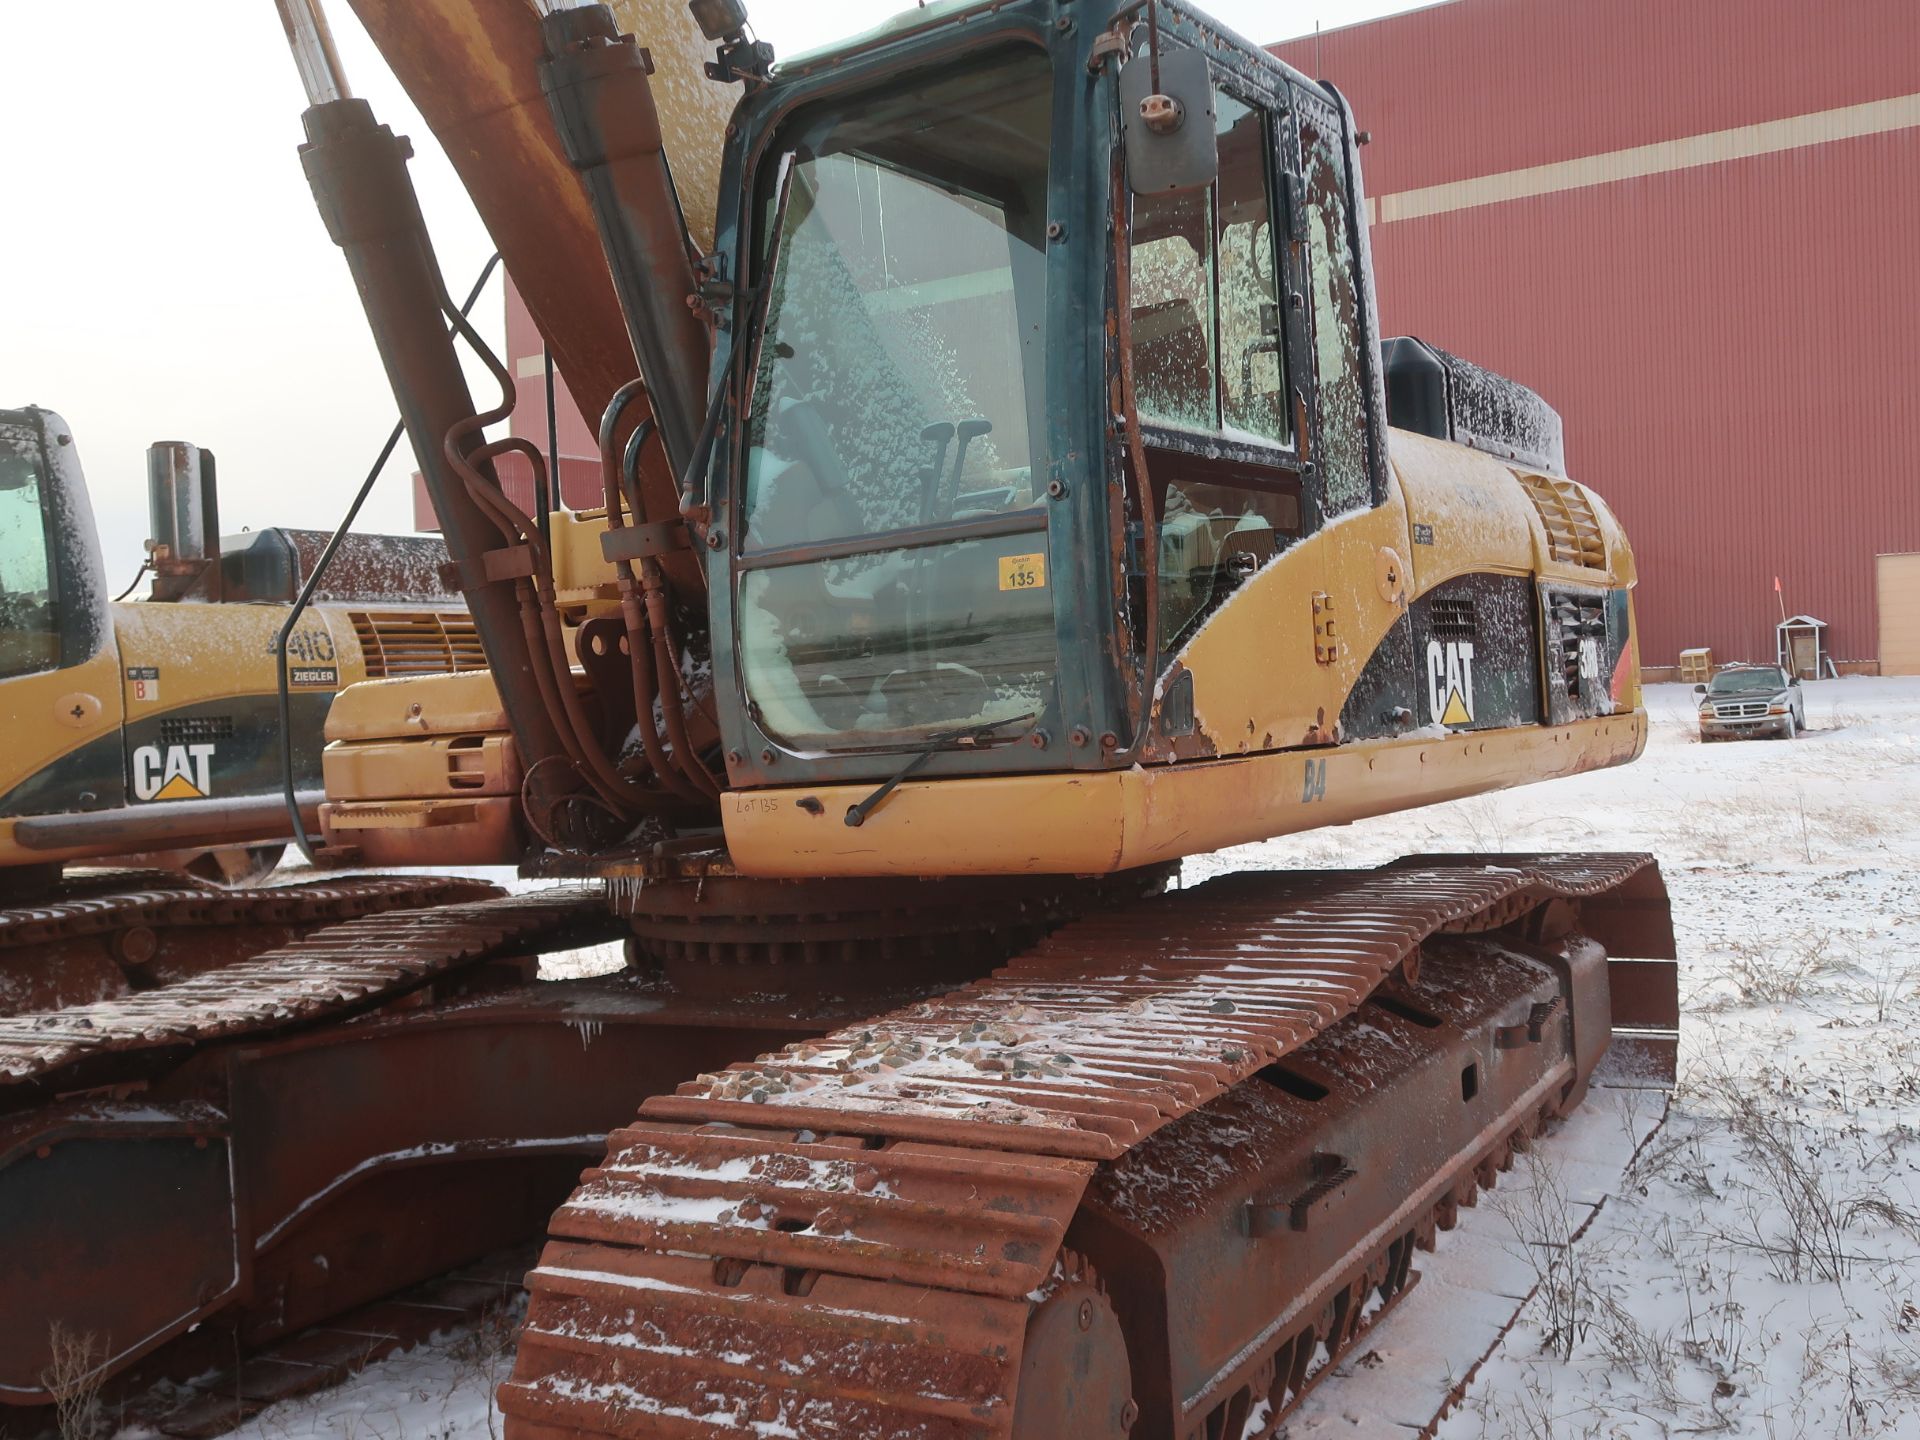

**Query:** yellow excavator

left=0, top=2, right=1679, bottom=1435
left=0, top=407, right=490, bottom=1013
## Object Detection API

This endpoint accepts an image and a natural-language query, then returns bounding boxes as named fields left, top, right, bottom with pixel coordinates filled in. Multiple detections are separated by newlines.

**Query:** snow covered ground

left=184, top=679, right=1920, bottom=1440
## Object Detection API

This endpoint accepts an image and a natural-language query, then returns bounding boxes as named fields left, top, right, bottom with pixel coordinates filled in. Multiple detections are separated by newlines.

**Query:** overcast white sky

left=0, top=0, right=1422, bottom=585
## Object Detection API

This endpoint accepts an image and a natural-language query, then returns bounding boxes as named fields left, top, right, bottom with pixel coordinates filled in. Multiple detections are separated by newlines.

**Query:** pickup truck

left=1695, top=664, right=1805, bottom=741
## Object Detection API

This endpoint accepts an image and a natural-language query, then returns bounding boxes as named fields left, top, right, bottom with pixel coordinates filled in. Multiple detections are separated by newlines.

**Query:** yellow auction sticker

left=998, top=552, right=1047, bottom=592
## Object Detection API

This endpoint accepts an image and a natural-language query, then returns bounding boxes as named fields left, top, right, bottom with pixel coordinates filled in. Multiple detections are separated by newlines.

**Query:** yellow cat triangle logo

left=133, top=742, right=216, bottom=802
left=1425, top=639, right=1478, bottom=727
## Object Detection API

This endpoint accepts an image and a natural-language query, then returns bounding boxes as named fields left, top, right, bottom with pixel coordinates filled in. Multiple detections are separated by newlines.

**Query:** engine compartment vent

left=1429, top=595, right=1477, bottom=643
left=350, top=611, right=487, bottom=679
left=1517, top=473, right=1607, bottom=570
left=160, top=715, right=234, bottom=745
left=1549, top=590, right=1608, bottom=699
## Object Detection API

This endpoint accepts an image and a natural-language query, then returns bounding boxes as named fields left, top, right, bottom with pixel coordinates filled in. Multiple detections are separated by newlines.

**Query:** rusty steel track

left=2, top=883, right=662, bottom=1410
left=499, top=854, right=1677, bottom=1440
left=128, top=1246, right=540, bottom=1440
left=0, top=872, right=491, bottom=952
left=0, top=882, right=606, bottom=1095
left=635, top=854, right=1656, bottom=1156
left=0, top=871, right=502, bottom=1018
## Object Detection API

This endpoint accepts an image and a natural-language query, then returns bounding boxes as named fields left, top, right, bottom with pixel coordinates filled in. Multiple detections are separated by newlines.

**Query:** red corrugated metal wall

left=1275, top=0, right=1920, bottom=666
left=413, top=279, right=605, bottom=531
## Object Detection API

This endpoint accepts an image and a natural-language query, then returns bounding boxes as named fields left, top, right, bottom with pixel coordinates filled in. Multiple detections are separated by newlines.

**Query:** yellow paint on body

left=724, top=710, right=1646, bottom=877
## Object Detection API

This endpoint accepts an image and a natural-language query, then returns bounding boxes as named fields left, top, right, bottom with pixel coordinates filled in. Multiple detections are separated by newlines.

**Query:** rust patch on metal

left=0, top=882, right=596, bottom=1092
left=343, top=0, right=715, bottom=595
left=0, top=873, right=499, bottom=1018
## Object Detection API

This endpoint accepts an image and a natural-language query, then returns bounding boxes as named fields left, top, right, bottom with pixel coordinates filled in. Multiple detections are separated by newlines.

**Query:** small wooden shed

left=1776, top=616, right=1830, bottom=680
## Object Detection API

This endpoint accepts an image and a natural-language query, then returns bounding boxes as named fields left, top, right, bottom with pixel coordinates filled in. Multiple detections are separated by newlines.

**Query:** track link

left=500, top=855, right=1674, bottom=1440
left=0, top=882, right=607, bottom=1094
left=2, top=883, right=639, bottom=1409
left=0, top=871, right=496, bottom=954
left=0, top=871, right=503, bottom=1017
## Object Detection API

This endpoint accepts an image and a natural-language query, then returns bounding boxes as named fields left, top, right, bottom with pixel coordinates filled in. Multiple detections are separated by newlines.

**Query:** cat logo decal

left=1425, top=640, right=1476, bottom=727
left=132, top=743, right=216, bottom=801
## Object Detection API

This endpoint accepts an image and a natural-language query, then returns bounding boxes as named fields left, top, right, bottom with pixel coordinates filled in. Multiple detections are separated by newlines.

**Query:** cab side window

left=1129, top=92, right=1290, bottom=441
left=0, top=429, right=58, bottom=680
left=1127, top=86, right=1300, bottom=656
left=1215, top=93, right=1288, bottom=443
left=1296, top=104, right=1370, bottom=517
left=1129, top=185, right=1216, bottom=431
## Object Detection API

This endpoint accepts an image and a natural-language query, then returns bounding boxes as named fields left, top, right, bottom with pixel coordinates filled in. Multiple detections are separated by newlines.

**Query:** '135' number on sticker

left=998, top=553, right=1046, bottom=592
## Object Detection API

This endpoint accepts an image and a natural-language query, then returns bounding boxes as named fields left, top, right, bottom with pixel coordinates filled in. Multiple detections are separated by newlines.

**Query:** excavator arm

left=341, top=0, right=733, bottom=596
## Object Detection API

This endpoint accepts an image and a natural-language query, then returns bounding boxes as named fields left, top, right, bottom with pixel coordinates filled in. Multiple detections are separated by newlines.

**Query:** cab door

left=1288, top=83, right=1419, bottom=741
left=0, top=413, right=126, bottom=840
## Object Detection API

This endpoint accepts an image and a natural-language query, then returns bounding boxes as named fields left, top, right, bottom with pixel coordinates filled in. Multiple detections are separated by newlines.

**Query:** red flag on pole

left=1774, top=576, right=1782, bottom=593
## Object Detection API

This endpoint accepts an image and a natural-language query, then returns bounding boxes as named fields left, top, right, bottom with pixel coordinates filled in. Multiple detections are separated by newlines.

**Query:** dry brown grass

left=40, top=1324, right=107, bottom=1440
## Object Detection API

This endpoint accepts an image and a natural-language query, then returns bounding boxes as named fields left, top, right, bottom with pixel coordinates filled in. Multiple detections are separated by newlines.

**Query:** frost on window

left=1128, top=90, right=1300, bottom=660
left=1129, top=92, right=1287, bottom=445
left=743, top=150, right=1042, bottom=552
left=0, top=424, right=58, bottom=680
left=1129, top=186, right=1217, bottom=432
left=1215, top=94, right=1288, bottom=445
left=735, top=48, right=1057, bottom=752
left=1299, top=111, right=1370, bottom=517
left=740, top=540, right=1053, bottom=742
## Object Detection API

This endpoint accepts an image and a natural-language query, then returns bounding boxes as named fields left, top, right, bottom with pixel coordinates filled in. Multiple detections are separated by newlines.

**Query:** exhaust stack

left=146, top=441, right=221, bottom=601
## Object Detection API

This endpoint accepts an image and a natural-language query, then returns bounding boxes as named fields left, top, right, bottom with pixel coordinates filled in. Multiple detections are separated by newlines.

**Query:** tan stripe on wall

left=1369, top=91, right=1920, bottom=226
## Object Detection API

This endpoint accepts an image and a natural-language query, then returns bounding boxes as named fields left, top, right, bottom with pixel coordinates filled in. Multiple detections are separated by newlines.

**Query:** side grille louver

left=1429, top=595, right=1477, bottom=643
left=1550, top=592, right=1608, bottom=699
left=350, top=611, right=487, bottom=679
left=1517, top=473, right=1607, bottom=570
left=160, top=715, right=235, bottom=745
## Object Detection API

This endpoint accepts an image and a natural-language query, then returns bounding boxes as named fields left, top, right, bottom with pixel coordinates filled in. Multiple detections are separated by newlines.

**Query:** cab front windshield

left=735, top=48, right=1054, bottom=752
left=0, top=423, right=57, bottom=680
left=1708, top=667, right=1788, bottom=694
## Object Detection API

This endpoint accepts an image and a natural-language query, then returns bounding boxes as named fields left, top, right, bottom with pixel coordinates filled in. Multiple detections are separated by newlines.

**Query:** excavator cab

left=724, top=46, right=1056, bottom=753
left=0, top=410, right=126, bottom=839
left=709, top=10, right=1379, bottom=792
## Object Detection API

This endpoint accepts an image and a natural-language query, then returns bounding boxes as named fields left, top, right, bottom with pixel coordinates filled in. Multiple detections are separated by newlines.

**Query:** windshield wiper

left=843, top=711, right=1036, bottom=828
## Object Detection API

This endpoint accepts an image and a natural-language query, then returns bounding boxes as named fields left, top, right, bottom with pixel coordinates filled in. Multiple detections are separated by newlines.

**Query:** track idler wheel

left=1010, top=1252, right=1137, bottom=1439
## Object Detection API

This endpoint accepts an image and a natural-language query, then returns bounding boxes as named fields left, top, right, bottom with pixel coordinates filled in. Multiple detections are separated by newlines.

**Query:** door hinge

left=1312, top=592, right=1340, bottom=665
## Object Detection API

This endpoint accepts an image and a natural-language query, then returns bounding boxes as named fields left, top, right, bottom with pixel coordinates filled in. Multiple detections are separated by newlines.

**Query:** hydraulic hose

left=599, top=404, right=703, bottom=804
left=276, top=252, right=500, bottom=866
